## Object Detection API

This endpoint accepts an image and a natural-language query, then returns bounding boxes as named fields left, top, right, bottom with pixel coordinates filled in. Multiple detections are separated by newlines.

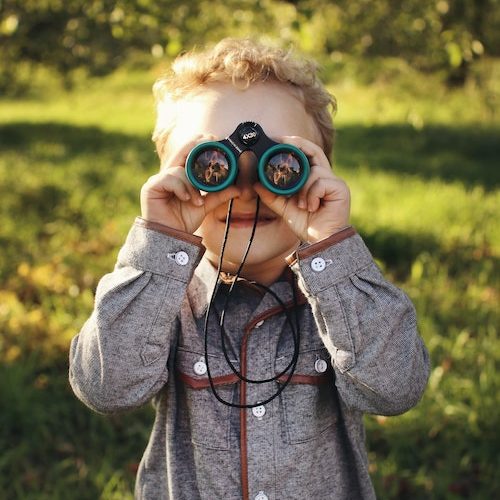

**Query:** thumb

left=253, top=184, right=290, bottom=218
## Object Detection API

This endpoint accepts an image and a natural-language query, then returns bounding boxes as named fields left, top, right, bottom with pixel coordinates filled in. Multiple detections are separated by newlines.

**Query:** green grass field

left=1, top=65, right=499, bottom=499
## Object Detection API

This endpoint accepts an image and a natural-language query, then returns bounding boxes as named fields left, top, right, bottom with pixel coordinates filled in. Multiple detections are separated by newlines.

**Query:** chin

left=222, top=241, right=294, bottom=266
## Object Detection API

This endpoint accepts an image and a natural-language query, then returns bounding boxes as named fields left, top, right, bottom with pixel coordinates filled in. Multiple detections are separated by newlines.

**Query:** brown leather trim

left=285, top=226, right=356, bottom=266
left=245, top=275, right=307, bottom=331
left=240, top=328, right=249, bottom=500
left=276, top=373, right=331, bottom=385
left=178, top=371, right=239, bottom=389
left=134, top=216, right=205, bottom=248
left=245, top=294, right=307, bottom=332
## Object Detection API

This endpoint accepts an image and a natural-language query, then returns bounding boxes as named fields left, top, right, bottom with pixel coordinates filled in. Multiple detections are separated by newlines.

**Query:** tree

left=1, top=0, right=498, bottom=92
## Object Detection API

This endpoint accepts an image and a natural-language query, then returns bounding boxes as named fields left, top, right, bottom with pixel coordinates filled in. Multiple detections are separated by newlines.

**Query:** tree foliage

left=1, top=0, right=499, bottom=91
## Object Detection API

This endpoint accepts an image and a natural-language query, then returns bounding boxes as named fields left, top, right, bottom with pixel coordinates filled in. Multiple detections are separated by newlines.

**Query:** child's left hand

left=254, top=136, right=351, bottom=243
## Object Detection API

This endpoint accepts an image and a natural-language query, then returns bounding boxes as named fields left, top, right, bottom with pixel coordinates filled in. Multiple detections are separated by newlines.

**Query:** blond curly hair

left=152, top=38, right=336, bottom=159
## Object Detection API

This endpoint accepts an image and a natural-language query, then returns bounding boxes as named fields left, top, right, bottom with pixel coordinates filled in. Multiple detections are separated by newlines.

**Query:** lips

left=219, top=212, right=276, bottom=227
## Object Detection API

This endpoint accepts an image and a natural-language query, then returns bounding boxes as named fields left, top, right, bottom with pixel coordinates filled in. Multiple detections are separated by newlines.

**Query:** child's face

left=163, top=82, right=322, bottom=282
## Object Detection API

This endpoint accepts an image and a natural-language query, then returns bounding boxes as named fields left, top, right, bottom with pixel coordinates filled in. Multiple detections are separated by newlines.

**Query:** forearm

left=288, top=228, right=430, bottom=415
left=69, top=217, right=205, bottom=413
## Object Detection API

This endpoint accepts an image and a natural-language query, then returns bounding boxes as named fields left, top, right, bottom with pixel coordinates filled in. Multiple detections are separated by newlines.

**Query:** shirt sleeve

left=287, top=228, right=430, bottom=416
left=69, top=217, right=205, bottom=414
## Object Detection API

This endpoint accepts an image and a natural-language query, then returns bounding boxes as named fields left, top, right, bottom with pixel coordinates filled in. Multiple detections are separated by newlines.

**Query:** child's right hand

left=140, top=136, right=240, bottom=234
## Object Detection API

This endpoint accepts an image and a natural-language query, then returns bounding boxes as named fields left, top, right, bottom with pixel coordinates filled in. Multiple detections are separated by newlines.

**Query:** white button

left=315, top=359, right=328, bottom=373
left=255, top=320, right=264, bottom=328
left=193, top=360, right=207, bottom=376
left=252, top=405, right=266, bottom=419
left=175, top=251, right=189, bottom=266
left=311, top=257, right=326, bottom=272
left=255, top=492, right=268, bottom=500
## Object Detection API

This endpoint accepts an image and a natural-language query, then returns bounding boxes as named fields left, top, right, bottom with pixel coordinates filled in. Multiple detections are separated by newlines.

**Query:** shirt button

left=255, top=492, right=268, bottom=500
left=314, top=358, right=328, bottom=373
left=255, top=320, right=264, bottom=328
left=193, top=360, right=207, bottom=376
left=175, top=251, right=189, bottom=266
left=252, top=405, right=266, bottom=419
left=311, top=257, right=326, bottom=272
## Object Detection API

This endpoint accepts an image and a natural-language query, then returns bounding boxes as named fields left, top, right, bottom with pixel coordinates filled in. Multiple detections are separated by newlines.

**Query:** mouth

left=219, top=212, right=277, bottom=228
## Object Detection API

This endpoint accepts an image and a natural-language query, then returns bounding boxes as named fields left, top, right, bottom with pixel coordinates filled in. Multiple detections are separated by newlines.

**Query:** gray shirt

left=69, top=218, right=430, bottom=500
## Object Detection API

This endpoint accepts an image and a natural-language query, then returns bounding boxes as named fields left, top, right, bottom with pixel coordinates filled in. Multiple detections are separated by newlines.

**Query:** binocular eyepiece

left=185, top=122, right=310, bottom=195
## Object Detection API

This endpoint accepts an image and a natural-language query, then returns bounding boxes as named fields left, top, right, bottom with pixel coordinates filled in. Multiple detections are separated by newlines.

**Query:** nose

left=235, top=151, right=259, bottom=200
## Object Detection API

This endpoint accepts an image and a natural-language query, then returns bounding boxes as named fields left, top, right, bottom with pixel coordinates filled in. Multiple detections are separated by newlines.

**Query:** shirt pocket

left=176, top=347, right=239, bottom=451
left=275, top=347, right=338, bottom=445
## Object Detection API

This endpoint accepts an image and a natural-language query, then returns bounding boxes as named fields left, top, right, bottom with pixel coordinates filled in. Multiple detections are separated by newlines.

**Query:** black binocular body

left=185, top=122, right=310, bottom=195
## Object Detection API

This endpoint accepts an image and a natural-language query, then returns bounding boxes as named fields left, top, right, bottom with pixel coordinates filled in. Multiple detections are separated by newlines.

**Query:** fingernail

left=195, top=198, right=204, bottom=206
left=298, top=199, right=306, bottom=209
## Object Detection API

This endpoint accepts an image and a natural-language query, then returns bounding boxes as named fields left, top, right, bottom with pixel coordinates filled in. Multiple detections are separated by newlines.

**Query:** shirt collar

left=188, top=257, right=307, bottom=319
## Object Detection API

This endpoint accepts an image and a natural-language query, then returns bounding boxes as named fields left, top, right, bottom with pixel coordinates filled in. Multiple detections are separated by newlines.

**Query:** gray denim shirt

left=69, top=217, right=430, bottom=500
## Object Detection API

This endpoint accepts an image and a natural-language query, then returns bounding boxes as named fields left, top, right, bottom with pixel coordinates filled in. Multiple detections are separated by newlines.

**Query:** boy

left=69, top=39, right=429, bottom=500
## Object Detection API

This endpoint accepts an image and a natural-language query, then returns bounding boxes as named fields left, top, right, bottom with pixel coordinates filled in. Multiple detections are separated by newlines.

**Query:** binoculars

left=185, top=122, right=310, bottom=195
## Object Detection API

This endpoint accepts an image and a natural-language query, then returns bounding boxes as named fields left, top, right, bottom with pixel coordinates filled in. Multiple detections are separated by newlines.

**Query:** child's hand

left=141, top=136, right=240, bottom=234
left=254, top=136, right=350, bottom=243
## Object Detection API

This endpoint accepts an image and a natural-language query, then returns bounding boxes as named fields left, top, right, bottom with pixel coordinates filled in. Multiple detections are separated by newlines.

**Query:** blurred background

left=0, top=0, right=498, bottom=498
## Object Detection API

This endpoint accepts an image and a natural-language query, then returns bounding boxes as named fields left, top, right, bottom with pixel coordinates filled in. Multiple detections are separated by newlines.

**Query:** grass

left=1, top=63, right=499, bottom=499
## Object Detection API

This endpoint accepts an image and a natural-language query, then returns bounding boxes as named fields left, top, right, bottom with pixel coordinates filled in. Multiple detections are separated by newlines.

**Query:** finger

left=165, top=174, right=193, bottom=202
left=203, top=186, right=241, bottom=214
left=277, top=135, right=333, bottom=173
left=305, top=178, right=327, bottom=212
left=167, top=166, right=206, bottom=206
left=296, top=158, right=339, bottom=208
left=307, top=177, right=350, bottom=212
left=253, top=183, right=290, bottom=218
left=275, top=135, right=334, bottom=209
left=151, top=166, right=207, bottom=206
left=296, top=167, right=324, bottom=210
left=143, top=168, right=193, bottom=204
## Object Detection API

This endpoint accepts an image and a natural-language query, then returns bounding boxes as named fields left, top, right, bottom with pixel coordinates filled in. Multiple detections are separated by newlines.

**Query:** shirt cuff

left=287, top=227, right=374, bottom=294
left=117, top=217, right=205, bottom=280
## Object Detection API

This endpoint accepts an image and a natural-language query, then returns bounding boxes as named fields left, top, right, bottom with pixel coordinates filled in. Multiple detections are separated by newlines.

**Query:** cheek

left=273, top=220, right=299, bottom=243
left=194, top=215, right=219, bottom=241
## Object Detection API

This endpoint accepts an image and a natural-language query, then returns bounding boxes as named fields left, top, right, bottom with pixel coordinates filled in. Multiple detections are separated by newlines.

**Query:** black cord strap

left=203, top=197, right=301, bottom=408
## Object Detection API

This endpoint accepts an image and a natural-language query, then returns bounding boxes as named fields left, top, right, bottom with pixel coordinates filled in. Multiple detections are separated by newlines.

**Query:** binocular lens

left=186, top=136, right=309, bottom=195
left=191, top=149, right=231, bottom=188
left=263, top=152, right=303, bottom=190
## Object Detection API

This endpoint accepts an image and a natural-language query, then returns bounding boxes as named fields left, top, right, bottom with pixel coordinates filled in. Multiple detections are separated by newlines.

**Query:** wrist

left=306, top=225, right=351, bottom=244
left=135, top=217, right=204, bottom=247
left=287, top=226, right=356, bottom=266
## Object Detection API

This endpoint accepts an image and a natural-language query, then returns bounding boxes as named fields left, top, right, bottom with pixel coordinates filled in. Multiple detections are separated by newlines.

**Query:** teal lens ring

left=258, top=144, right=310, bottom=195
left=186, top=141, right=237, bottom=192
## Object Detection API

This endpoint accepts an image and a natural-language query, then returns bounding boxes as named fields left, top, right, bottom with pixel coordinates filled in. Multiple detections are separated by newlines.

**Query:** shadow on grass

left=335, top=124, right=500, bottom=190
left=0, top=122, right=157, bottom=283
left=0, top=121, right=157, bottom=168
left=359, top=227, right=440, bottom=280
left=356, top=220, right=498, bottom=280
